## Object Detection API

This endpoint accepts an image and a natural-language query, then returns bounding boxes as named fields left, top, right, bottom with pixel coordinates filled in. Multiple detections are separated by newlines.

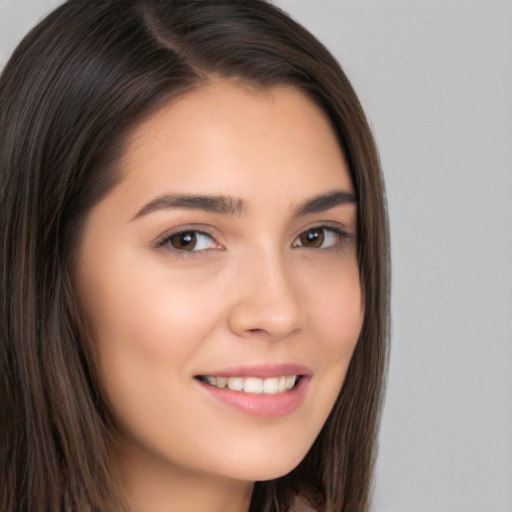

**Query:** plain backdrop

left=1, top=1, right=511, bottom=511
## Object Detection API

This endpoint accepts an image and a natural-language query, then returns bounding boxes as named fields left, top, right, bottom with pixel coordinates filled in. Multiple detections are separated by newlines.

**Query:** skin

left=76, top=80, right=364, bottom=512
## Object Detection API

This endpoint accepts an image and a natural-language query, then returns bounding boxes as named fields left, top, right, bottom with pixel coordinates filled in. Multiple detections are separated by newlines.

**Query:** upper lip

left=195, top=363, right=313, bottom=379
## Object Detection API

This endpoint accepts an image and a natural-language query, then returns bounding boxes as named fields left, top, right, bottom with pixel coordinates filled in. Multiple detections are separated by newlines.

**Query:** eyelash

left=292, top=225, right=350, bottom=250
left=155, top=229, right=219, bottom=254
left=155, top=224, right=351, bottom=256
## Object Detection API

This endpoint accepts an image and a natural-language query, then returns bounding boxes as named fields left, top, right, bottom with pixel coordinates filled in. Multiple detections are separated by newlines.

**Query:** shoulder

left=289, top=494, right=319, bottom=512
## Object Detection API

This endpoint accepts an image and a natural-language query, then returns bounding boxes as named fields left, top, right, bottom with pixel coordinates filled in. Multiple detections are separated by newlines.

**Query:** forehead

left=114, top=79, right=352, bottom=214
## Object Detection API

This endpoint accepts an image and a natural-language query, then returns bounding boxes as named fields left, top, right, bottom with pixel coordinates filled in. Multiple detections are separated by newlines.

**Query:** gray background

left=1, top=1, right=511, bottom=511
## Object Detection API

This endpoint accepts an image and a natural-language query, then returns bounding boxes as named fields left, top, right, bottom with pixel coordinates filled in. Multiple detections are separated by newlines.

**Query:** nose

left=227, top=251, right=302, bottom=340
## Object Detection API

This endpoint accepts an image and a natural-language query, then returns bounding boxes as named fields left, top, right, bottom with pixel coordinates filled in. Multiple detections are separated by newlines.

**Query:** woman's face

left=76, top=80, right=363, bottom=484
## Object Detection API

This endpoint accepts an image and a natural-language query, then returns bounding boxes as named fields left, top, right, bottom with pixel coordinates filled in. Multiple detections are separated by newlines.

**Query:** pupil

left=171, top=232, right=196, bottom=250
left=303, top=229, right=324, bottom=248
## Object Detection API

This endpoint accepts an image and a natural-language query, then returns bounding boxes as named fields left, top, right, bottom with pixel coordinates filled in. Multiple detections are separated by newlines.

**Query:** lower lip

left=197, top=377, right=310, bottom=418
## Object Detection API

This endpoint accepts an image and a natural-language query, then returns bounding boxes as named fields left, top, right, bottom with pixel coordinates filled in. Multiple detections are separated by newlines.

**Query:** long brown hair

left=0, top=1, right=389, bottom=510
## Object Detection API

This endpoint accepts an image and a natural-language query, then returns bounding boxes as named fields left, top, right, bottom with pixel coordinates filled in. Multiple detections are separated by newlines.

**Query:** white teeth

left=244, top=377, right=263, bottom=393
left=203, top=375, right=299, bottom=394
left=228, top=377, right=244, bottom=391
left=286, top=375, right=297, bottom=389
left=263, top=377, right=278, bottom=394
left=204, top=376, right=217, bottom=386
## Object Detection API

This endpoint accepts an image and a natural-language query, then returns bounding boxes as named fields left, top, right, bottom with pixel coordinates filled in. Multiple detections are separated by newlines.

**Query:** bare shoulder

left=289, top=494, right=319, bottom=512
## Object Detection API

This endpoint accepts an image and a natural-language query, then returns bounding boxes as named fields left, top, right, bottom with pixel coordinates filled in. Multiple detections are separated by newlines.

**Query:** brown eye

left=159, top=230, right=217, bottom=252
left=294, top=226, right=347, bottom=250
left=299, top=228, right=325, bottom=248
left=169, top=231, right=197, bottom=250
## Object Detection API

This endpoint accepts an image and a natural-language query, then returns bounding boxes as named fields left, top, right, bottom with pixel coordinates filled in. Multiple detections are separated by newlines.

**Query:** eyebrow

left=131, top=194, right=246, bottom=220
left=130, top=190, right=355, bottom=221
left=293, top=190, right=356, bottom=216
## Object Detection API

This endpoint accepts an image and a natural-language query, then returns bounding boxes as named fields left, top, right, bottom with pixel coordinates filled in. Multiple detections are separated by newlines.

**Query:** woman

left=0, top=1, right=389, bottom=511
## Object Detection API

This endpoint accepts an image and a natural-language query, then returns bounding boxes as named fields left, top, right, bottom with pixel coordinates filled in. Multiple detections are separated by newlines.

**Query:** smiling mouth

left=196, top=375, right=301, bottom=395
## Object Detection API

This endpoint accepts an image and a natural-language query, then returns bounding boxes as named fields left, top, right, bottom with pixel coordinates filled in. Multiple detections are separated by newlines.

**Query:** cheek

left=76, top=253, right=223, bottom=416
left=77, top=257, right=229, bottom=450
left=80, top=251, right=216, bottom=357
left=307, top=263, right=364, bottom=361
left=296, top=261, right=363, bottom=423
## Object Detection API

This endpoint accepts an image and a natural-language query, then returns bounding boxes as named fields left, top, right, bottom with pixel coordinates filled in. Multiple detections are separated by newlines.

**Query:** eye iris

left=170, top=232, right=197, bottom=250
left=301, top=229, right=324, bottom=248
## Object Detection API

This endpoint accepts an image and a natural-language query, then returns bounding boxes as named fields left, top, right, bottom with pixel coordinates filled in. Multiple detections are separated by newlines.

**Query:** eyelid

left=154, top=225, right=222, bottom=253
left=292, top=222, right=352, bottom=249
left=153, top=221, right=353, bottom=255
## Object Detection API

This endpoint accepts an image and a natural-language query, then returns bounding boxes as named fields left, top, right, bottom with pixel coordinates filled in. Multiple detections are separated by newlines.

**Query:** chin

left=217, top=445, right=311, bottom=483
